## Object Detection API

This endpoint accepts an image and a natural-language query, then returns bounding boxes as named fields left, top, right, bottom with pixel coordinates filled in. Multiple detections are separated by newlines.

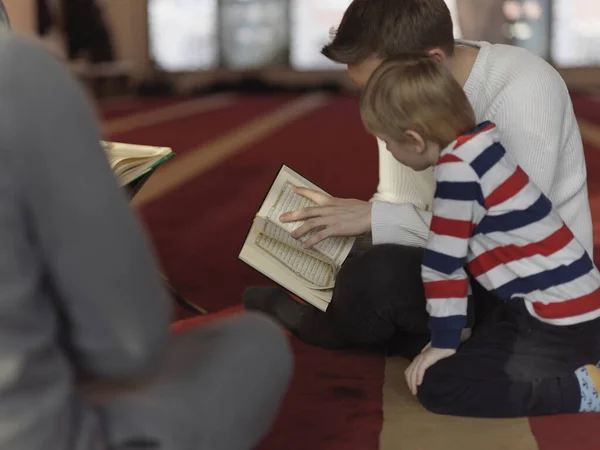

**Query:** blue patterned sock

left=575, top=364, right=600, bottom=412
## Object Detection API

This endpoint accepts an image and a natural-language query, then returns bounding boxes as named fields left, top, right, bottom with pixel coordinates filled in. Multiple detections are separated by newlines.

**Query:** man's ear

left=404, top=130, right=426, bottom=153
left=426, top=48, right=447, bottom=64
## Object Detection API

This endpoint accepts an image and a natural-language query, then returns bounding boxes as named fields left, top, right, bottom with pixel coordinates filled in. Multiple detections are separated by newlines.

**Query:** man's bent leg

left=328, top=244, right=430, bottom=342
left=93, top=313, right=293, bottom=450
left=244, top=244, right=430, bottom=350
left=417, top=302, right=600, bottom=417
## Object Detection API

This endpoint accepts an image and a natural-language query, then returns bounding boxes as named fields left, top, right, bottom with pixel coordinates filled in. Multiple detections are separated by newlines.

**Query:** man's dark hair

left=322, top=0, right=455, bottom=65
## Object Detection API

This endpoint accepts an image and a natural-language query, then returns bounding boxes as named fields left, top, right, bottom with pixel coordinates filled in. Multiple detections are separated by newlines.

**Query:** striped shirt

left=423, top=121, right=600, bottom=349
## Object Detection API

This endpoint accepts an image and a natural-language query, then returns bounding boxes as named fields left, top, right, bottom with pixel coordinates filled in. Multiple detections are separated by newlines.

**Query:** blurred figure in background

left=37, top=0, right=115, bottom=62
left=455, top=0, right=507, bottom=44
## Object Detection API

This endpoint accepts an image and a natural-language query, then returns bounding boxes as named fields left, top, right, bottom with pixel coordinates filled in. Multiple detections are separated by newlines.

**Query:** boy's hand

left=405, top=347, right=456, bottom=395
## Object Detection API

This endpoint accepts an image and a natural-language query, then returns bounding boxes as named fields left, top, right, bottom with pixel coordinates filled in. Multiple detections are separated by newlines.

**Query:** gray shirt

left=0, top=31, right=171, bottom=449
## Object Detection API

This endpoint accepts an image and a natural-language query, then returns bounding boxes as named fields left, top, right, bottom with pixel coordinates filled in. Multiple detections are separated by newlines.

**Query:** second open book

left=102, top=141, right=174, bottom=187
left=239, top=165, right=356, bottom=311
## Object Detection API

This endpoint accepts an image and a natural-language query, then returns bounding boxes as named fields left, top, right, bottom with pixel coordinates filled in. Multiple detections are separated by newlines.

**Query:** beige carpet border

left=380, top=358, right=539, bottom=450
left=103, top=94, right=237, bottom=136
left=132, top=93, right=330, bottom=207
left=579, top=119, right=600, bottom=149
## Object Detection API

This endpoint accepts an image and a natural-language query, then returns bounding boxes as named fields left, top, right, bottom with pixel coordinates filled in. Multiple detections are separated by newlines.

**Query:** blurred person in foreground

left=243, top=0, right=592, bottom=361
left=361, top=55, right=600, bottom=417
left=0, top=30, right=291, bottom=450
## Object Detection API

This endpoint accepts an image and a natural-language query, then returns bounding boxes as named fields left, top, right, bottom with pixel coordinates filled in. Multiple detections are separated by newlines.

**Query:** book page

left=240, top=165, right=357, bottom=312
left=102, top=141, right=171, bottom=160
left=239, top=242, right=332, bottom=311
left=255, top=232, right=335, bottom=289
left=101, top=141, right=174, bottom=186
left=266, top=180, right=354, bottom=267
left=240, top=217, right=333, bottom=311
left=256, top=218, right=330, bottom=263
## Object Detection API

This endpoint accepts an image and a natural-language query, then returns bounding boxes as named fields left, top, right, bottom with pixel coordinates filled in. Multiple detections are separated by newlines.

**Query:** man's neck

left=448, top=46, right=480, bottom=88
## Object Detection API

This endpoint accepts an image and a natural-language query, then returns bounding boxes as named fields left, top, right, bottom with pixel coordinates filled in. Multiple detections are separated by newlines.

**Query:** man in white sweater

left=244, top=0, right=592, bottom=356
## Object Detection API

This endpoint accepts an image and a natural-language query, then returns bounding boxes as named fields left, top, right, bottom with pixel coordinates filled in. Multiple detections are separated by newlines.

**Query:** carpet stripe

left=131, top=93, right=330, bottom=207
left=109, top=96, right=294, bottom=154
left=98, top=98, right=187, bottom=121
left=136, top=97, right=376, bottom=314
left=96, top=96, right=136, bottom=118
left=380, top=358, right=539, bottom=450
left=102, top=94, right=237, bottom=135
left=579, top=119, right=600, bottom=148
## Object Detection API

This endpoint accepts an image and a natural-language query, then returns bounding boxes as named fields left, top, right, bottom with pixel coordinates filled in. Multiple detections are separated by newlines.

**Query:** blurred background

left=3, top=0, right=598, bottom=326
left=3, top=0, right=599, bottom=98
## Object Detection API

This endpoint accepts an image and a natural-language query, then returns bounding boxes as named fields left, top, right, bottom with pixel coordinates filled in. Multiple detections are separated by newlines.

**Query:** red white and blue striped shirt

left=423, top=121, right=600, bottom=349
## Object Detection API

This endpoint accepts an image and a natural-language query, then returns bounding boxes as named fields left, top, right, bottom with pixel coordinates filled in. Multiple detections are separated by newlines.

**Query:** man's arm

left=1, top=35, right=171, bottom=379
left=370, top=137, right=436, bottom=246
left=282, top=137, right=436, bottom=248
left=489, top=59, right=593, bottom=256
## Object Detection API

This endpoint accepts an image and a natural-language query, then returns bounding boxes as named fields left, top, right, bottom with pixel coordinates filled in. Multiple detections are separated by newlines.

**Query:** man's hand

left=280, top=187, right=371, bottom=248
left=405, top=346, right=456, bottom=395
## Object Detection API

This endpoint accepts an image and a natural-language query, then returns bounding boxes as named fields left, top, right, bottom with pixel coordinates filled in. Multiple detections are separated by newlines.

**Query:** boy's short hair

left=360, top=56, right=476, bottom=147
left=322, top=0, right=455, bottom=65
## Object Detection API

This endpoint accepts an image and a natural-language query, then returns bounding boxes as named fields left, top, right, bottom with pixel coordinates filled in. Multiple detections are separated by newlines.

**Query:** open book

left=239, top=165, right=356, bottom=311
left=102, top=141, right=174, bottom=187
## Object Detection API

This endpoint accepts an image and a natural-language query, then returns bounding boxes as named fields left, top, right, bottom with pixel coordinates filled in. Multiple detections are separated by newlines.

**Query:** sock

left=574, top=363, right=600, bottom=412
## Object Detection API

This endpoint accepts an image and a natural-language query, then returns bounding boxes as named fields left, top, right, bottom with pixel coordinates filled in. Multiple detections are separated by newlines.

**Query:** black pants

left=418, top=300, right=600, bottom=417
left=325, top=244, right=600, bottom=417
left=323, top=244, right=499, bottom=357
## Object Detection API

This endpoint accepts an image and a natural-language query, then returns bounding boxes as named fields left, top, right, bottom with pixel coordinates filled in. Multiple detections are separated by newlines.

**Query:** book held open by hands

left=102, top=141, right=174, bottom=187
left=239, top=165, right=356, bottom=311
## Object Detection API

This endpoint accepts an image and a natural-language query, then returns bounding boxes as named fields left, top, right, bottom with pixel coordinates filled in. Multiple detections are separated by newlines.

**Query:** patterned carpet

left=100, top=91, right=600, bottom=450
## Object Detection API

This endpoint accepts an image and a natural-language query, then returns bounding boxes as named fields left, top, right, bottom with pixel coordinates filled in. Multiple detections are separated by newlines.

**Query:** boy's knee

left=416, top=367, right=461, bottom=415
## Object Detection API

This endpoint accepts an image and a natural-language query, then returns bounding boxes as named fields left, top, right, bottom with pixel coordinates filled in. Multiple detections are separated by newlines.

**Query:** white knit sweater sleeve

left=370, top=137, right=435, bottom=247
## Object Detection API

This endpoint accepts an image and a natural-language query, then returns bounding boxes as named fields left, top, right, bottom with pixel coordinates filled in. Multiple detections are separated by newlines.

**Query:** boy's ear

left=426, top=48, right=447, bottom=64
left=404, top=130, right=426, bottom=153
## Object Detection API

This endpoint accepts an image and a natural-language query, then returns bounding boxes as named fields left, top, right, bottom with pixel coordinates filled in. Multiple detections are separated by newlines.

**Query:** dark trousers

left=419, top=300, right=600, bottom=417
left=322, top=244, right=600, bottom=417
left=298, top=244, right=498, bottom=355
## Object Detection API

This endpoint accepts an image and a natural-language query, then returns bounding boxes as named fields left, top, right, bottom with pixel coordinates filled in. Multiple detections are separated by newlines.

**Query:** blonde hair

left=360, top=56, right=476, bottom=147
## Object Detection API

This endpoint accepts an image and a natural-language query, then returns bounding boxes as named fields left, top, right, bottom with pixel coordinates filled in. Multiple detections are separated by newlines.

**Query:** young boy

left=361, top=56, right=600, bottom=417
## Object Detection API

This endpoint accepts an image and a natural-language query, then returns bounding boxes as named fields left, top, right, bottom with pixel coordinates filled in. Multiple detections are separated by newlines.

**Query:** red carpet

left=136, top=96, right=377, bottom=315
left=104, top=93, right=600, bottom=449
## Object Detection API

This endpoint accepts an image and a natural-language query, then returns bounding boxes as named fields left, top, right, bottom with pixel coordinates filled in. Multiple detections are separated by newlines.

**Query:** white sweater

left=370, top=40, right=594, bottom=257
